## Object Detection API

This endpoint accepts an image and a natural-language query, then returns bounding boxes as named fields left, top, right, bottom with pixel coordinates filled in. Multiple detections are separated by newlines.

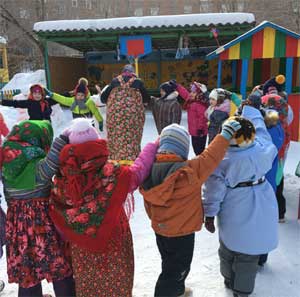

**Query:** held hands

left=205, top=217, right=215, bottom=233
left=221, top=119, right=241, bottom=140
left=44, top=88, right=53, bottom=98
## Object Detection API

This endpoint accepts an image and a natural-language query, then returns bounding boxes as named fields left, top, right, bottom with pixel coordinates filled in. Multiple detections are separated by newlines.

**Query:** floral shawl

left=49, top=139, right=131, bottom=252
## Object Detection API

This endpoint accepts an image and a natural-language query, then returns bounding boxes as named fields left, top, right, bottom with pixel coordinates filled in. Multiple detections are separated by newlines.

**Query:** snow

left=1, top=70, right=46, bottom=95
left=33, top=13, right=255, bottom=33
left=0, top=110, right=299, bottom=297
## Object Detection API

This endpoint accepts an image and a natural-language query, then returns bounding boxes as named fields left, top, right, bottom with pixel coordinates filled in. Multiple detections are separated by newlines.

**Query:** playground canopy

left=33, top=13, right=255, bottom=52
left=206, top=21, right=300, bottom=97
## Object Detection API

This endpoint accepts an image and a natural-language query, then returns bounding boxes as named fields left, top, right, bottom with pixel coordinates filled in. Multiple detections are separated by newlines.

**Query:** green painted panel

left=274, top=31, right=286, bottom=58
left=253, top=59, right=262, bottom=86
left=240, top=37, right=252, bottom=59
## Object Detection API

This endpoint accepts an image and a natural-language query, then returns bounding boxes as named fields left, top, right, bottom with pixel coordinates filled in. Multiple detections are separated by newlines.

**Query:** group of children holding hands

left=0, top=70, right=293, bottom=297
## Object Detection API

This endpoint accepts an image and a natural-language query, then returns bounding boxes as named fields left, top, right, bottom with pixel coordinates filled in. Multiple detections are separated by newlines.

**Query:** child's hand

left=44, top=88, right=53, bottom=98
left=95, top=84, right=102, bottom=95
left=205, top=217, right=215, bottom=233
left=221, top=119, right=241, bottom=140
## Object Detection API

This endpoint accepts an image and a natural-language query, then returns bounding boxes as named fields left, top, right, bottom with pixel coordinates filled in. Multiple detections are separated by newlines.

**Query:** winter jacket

left=150, top=91, right=182, bottom=134
left=1, top=98, right=57, bottom=121
left=140, top=135, right=229, bottom=237
left=176, top=84, right=208, bottom=137
left=203, top=106, right=278, bottom=255
left=101, top=75, right=150, bottom=104
left=206, top=99, right=231, bottom=143
left=51, top=93, right=103, bottom=123
left=266, top=123, right=284, bottom=192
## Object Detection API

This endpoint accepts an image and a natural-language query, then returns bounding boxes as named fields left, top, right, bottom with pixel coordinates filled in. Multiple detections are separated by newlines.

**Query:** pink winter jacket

left=176, top=84, right=208, bottom=137
left=0, top=116, right=9, bottom=167
left=128, top=141, right=159, bottom=192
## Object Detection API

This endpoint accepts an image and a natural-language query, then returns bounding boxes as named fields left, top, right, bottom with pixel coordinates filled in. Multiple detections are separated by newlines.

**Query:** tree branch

left=0, top=4, right=44, bottom=53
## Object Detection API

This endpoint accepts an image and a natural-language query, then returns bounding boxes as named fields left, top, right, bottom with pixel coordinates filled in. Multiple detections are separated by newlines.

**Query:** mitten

left=99, top=121, right=103, bottom=132
left=205, top=217, right=215, bottom=233
left=44, top=88, right=53, bottom=98
left=221, top=120, right=241, bottom=140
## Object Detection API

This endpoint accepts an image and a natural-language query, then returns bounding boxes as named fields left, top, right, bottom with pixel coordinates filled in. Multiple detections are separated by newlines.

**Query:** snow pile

left=1, top=70, right=46, bottom=95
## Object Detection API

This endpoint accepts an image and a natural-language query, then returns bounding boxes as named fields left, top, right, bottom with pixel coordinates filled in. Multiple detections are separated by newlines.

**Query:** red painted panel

left=285, top=36, right=298, bottom=57
left=289, top=94, right=300, bottom=141
left=252, top=30, right=264, bottom=59
left=127, top=39, right=145, bottom=57
left=220, top=49, right=229, bottom=60
left=261, top=59, right=271, bottom=83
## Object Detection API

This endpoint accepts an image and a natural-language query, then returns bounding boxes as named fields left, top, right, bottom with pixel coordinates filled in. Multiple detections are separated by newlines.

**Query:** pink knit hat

left=67, top=118, right=100, bottom=144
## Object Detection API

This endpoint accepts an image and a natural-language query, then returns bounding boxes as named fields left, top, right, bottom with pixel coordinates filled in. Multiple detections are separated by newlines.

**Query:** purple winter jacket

left=176, top=84, right=208, bottom=137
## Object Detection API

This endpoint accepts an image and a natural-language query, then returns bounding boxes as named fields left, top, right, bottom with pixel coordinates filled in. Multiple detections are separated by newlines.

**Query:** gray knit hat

left=122, top=64, right=135, bottom=73
left=158, top=124, right=190, bottom=160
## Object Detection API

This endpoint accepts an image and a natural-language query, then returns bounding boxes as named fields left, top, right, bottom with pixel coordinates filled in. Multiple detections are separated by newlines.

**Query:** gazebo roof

left=206, top=21, right=300, bottom=60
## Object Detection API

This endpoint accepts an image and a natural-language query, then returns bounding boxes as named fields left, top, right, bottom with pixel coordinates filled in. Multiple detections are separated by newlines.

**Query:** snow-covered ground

left=0, top=109, right=299, bottom=297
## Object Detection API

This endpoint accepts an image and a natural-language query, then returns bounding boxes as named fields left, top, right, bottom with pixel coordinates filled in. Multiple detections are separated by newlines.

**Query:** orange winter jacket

left=140, top=135, right=229, bottom=237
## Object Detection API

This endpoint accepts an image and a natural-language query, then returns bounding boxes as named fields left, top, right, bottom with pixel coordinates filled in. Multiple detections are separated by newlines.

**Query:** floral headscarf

left=2, top=120, right=53, bottom=190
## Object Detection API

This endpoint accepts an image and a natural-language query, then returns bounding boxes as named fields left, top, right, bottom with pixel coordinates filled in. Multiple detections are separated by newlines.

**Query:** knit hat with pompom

left=68, top=118, right=100, bottom=144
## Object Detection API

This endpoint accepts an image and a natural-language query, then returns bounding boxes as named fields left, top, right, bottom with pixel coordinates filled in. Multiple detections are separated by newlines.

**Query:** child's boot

left=178, top=287, right=193, bottom=297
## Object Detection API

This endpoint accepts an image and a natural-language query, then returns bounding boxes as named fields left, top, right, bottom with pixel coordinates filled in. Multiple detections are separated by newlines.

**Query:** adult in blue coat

left=203, top=106, right=278, bottom=297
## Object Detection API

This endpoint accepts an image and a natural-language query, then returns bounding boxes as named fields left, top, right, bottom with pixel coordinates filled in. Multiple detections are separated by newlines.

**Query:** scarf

left=49, top=139, right=132, bottom=252
left=70, top=98, right=88, bottom=112
left=2, top=120, right=53, bottom=190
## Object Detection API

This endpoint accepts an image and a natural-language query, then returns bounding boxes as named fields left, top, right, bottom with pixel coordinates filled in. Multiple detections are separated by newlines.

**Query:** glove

left=221, top=119, right=242, bottom=140
left=205, top=217, right=215, bottom=233
left=44, top=88, right=53, bottom=98
left=99, top=121, right=103, bottom=132
left=59, top=134, right=69, bottom=144
left=62, top=127, right=71, bottom=137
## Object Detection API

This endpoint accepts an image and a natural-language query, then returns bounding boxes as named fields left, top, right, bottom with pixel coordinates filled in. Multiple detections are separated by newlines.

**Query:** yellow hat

left=275, top=75, right=285, bottom=85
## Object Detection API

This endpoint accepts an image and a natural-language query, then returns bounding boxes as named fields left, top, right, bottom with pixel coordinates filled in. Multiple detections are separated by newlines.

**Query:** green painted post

left=43, top=41, right=51, bottom=89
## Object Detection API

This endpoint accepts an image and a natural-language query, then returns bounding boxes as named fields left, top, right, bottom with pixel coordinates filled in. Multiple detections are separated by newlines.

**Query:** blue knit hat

left=158, top=124, right=190, bottom=160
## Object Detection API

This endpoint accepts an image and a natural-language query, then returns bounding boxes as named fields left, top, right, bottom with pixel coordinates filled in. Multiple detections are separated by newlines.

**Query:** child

left=0, top=112, right=9, bottom=168
left=45, top=82, right=104, bottom=131
left=149, top=80, right=182, bottom=134
left=1, top=84, right=57, bottom=121
left=203, top=106, right=278, bottom=297
left=206, top=88, right=241, bottom=144
left=2, top=120, right=75, bottom=297
left=176, top=81, right=209, bottom=155
left=49, top=118, right=158, bottom=297
left=139, top=121, right=241, bottom=297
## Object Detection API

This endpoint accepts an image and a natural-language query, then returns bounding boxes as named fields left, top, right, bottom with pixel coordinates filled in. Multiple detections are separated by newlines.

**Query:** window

left=200, top=2, right=210, bottom=12
left=72, top=0, right=78, bottom=8
left=184, top=5, right=192, bottom=14
left=150, top=7, right=159, bottom=16
left=0, top=55, right=3, bottom=69
left=85, top=0, right=92, bottom=9
left=134, top=8, right=143, bottom=17
left=58, top=6, right=64, bottom=15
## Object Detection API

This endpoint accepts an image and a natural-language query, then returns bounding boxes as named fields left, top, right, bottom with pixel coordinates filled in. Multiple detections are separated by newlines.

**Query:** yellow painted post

left=263, top=27, right=276, bottom=58
left=135, top=57, right=139, bottom=77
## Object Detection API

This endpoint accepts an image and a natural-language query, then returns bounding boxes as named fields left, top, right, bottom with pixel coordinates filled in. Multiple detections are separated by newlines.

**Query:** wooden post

left=217, top=59, right=222, bottom=88
left=285, top=57, right=293, bottom=95
left=240, top=59, right=249, bottom=99
left=135, top=57, right=139, bottom=77
left=43, top=41, right=52, bottom=89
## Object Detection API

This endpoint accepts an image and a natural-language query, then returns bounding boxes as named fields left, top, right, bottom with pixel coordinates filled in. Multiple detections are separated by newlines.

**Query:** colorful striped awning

left=207, top=21, right=300, bottom=60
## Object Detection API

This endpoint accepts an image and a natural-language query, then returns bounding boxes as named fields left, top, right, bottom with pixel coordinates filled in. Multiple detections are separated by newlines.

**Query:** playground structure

left=0, top=36, right=9, bottom=89
left=206, top=21, right=300, bottom=141
left=33, top=13, right=255, bottom=94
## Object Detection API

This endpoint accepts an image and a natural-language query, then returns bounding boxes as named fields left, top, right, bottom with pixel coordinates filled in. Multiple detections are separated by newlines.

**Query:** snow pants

left=276, top=177, right=286, bottom=219
left=154, top=233, right=195, bottom=297
left=219, top=241, right=259, bottom=296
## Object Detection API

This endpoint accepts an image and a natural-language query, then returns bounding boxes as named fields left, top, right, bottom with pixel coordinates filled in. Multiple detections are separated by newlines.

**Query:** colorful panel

left=228, top=43, right=240, bottom=60
left=274, top=30, right=286, bottom=58
left=263, top=27, right=276, bottom=58
left=252, top=30, right=264, bottom=59
left=240, top=37, right=252, bottom=59
left=286, top=36, right=299, bottom=57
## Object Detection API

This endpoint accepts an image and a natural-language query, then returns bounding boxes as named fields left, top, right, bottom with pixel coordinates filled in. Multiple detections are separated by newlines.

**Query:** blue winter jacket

left=203, top=106, right=278, bottom=255
left=266, top=123, right=284, bottom=192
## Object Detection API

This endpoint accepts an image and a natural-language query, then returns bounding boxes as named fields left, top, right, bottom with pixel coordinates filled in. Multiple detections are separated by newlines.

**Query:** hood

left=214, top=99, right=231, bottom=113
left=164, top=91, right=179, bottom=101
left=141, top=164, right=197, bottom=206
